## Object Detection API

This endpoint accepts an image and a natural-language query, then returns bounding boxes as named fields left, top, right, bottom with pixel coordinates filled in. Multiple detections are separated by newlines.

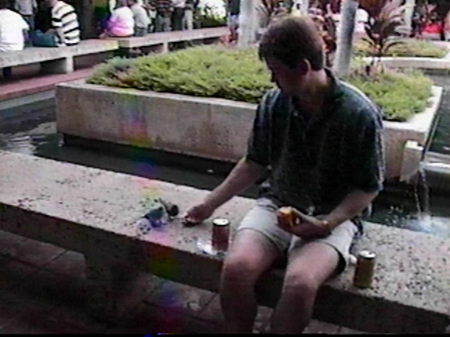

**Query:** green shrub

left=88, top=46, right=273, bottom=104
left=344, top=68, right=433, bottom=122
left=87, top=46, right=434, bottom=122
left=87, top=57, right=134, bottom=88
left=354, top=39, right=448, bottom=58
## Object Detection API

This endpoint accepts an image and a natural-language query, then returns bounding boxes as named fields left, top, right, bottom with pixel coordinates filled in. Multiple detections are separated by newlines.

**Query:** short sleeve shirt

left=0, top=9, right=29, bottom=52
left=51, top=1, right=80, bottom=46
left=130, top=3, right=151, bottom=28
left=246, top=69, right=385, bottom=228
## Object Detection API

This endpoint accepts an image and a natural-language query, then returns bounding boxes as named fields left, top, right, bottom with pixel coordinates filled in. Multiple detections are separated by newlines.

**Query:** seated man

left=184, top=16, right=385, bottom=334
left=0, top=0, right=30, bottom=79
left=31, top=0, right=80, bottom=47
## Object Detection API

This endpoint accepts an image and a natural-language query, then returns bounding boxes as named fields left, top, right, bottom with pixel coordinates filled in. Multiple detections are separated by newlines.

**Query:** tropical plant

left=261, top=0, right=279, bottom=16
left=309, top=4, right=338, bottom=67
left=257, top=0, right=288, bottom=29
left=414, top=1, right=438, bottom=36
left=359, top=0, right=390, bottom=19
left=362, top=0, right=405, bottom=69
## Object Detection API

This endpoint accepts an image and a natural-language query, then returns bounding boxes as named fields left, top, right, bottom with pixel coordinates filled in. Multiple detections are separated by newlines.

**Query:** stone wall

left=56, top=82, right=442, bottom=180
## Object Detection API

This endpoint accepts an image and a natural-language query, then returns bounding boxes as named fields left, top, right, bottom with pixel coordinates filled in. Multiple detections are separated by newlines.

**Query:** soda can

left=212, top=218, right=230, bottom=252
left=353, top=250, right=376, bottom=289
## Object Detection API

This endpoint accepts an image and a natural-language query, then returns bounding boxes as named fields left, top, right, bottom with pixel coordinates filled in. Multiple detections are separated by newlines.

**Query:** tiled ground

left=0, top=68, right=94, bottom=102
left=0, top=230, right=365, bottom=334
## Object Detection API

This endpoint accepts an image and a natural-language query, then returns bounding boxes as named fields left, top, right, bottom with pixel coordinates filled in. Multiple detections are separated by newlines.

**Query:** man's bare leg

left=270, top=242, right=340, bottom=334
left=220, top=229, right=280, bottom=333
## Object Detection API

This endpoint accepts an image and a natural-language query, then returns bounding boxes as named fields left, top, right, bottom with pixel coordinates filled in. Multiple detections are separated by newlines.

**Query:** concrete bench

left=0, top=150, right=449, bottom=333
left=0, top=39, right=119, bottom=74
left=112, top=27, right=229, bottom=53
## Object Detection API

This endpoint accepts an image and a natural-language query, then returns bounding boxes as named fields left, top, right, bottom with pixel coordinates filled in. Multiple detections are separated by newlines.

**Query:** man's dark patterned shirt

left=246, top=70, right=386, bottom=229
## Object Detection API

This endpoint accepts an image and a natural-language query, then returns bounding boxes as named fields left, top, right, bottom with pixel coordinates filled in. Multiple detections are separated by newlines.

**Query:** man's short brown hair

left=258, top=16, right=325, bottom=71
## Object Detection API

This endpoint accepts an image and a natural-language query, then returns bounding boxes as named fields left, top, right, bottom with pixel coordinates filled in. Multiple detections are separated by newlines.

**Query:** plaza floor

left=0, top=230, right=364, bottom=334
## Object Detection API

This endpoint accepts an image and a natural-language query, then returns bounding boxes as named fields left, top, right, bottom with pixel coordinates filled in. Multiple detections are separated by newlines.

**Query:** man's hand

left=276, top=208, right=330, bottom=239
left=182, top=201, right=215, bottom=226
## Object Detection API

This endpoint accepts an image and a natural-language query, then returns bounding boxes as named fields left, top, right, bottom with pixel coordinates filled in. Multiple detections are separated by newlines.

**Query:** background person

left=31, top=0, right=80, bottom=47
left=14, top=0, right=37, bottom=45
left=100, top=0, right=134, bottom=38
left=128, top=0, right=150, bottom=36
left=171, top=0, right=185, bottom=31
left=151, top=0, right=173, bottom=32
left=183, top=0, right=196, bottom=31
left=227, top=0, right=239, bottom=43
left=0, top=0, right=29, bottom=79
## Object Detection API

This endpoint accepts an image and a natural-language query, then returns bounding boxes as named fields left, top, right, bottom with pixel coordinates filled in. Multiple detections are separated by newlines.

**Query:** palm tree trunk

left=404, top=0, right=415, bottom=31
left=332, top=0, right=358, bottom=77
left=238, top=0, right=257, bottom=48
left=301, top=0, right=309, bottom=15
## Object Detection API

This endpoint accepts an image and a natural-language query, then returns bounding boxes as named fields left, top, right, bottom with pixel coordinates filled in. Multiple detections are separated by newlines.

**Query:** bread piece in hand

left=277, top=206, right=299, bottom=227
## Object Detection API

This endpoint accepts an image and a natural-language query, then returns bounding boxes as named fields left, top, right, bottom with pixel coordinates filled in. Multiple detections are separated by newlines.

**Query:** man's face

left=265, top=57, right=308, bottom=96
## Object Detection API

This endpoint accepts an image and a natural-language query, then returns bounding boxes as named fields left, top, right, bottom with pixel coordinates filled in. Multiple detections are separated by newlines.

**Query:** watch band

left=321, top=220, right=333, bottom=235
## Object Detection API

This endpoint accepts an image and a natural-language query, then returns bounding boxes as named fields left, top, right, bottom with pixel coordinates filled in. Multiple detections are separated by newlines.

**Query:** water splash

left=414, top=162, right=432, bottom=231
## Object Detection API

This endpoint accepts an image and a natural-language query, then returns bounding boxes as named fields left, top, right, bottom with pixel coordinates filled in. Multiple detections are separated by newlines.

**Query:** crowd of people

left=0, top=0, right=201, bottom=55
left=0, top=0, right=205, bottom=79
left=98, top=0, right=198, bottom=38
left=0, top=0, right=80, bottom=50
left=0, top=0, right=80, bottom=78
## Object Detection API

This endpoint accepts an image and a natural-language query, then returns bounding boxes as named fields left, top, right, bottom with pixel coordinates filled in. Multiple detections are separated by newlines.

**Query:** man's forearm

left=204, top=158, right=266, bottom=210
left=56, top=28, right=65, bottom=43
left=324, top=190, right=379, bottom=230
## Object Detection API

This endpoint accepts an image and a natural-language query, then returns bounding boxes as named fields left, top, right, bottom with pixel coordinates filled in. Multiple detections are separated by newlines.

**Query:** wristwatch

left=321, top=220, right=333, bottom=235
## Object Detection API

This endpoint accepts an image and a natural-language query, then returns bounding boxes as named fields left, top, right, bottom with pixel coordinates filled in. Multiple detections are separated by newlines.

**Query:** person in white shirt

left=101, top=0, right=134, bottom=38
left=128, top=0, right=150, bottom=36
left=0, top=0, right=30, bottom=79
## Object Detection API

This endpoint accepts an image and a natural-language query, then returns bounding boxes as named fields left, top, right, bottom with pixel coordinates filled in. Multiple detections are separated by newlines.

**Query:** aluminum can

left=353, top=250, right=376, bottom=289
left=212, top=218, right=230, bottom=252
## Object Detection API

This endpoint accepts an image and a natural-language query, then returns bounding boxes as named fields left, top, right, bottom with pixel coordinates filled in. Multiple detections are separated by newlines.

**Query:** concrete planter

left=364, top=57, right=450, bottom=70
left=56, top=82, right=442, bottom=180
left=362, top=47, right=450, bottom=70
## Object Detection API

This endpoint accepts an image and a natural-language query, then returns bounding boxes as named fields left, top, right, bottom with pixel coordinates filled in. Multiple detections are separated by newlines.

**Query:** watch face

left=322, top=220, right=332, bottom=233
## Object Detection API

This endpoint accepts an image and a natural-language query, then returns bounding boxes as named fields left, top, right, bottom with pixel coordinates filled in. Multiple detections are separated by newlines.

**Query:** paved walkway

left=0, top=229, right=364, bottom=334
left=0, top=51, right=109, bottom=103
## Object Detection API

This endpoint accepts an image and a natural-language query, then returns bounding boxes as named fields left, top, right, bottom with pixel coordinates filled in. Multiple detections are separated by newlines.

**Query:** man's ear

left=294, top=59, right=310, bottom=76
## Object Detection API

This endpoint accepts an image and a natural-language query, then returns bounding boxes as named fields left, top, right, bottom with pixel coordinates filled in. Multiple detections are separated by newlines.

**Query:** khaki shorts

left=236, top=198, right=358, bottom=276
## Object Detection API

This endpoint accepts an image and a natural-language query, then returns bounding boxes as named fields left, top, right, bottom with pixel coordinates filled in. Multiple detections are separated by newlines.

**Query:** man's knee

left=222, top=251, right=261, bottom=286
left=282, top=269, right=320, bottom=300
left=222, top=235, right=274, bottom=285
